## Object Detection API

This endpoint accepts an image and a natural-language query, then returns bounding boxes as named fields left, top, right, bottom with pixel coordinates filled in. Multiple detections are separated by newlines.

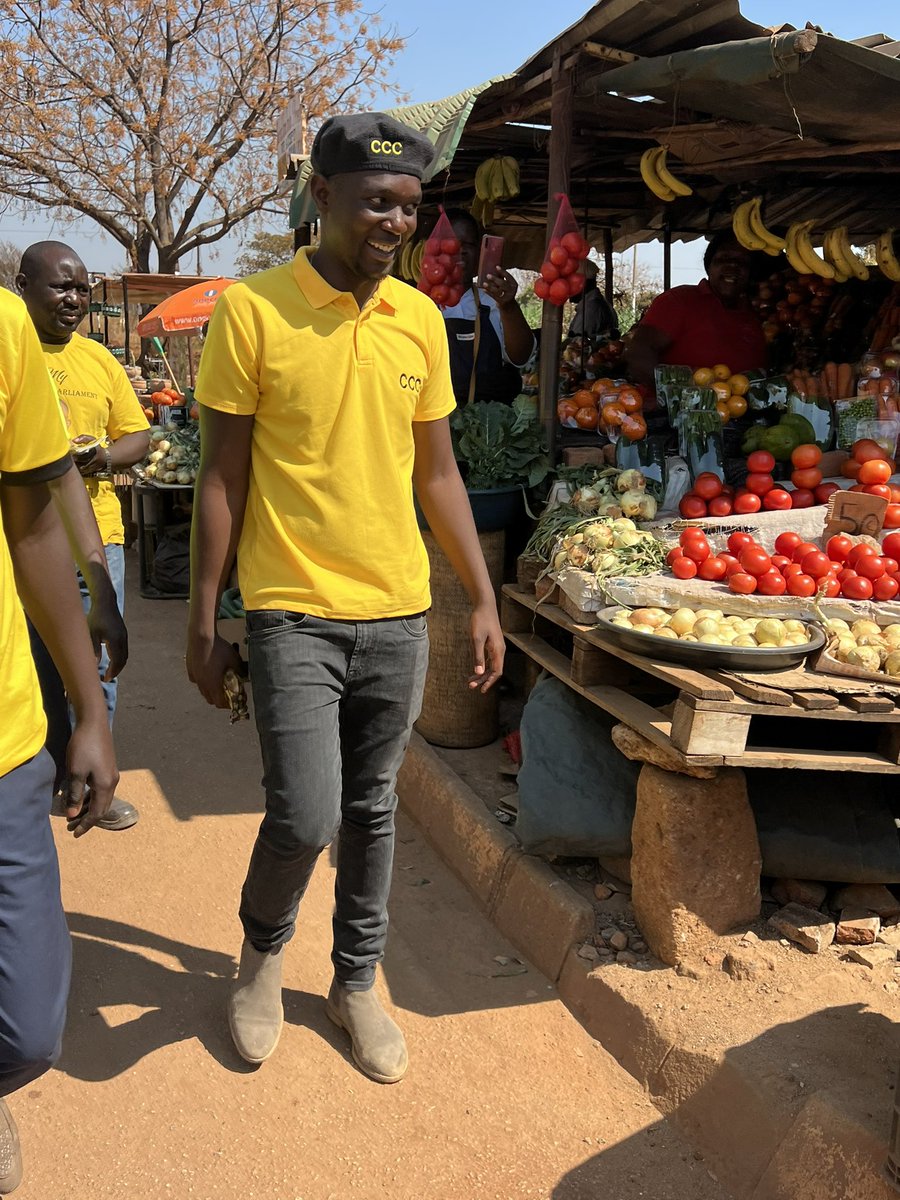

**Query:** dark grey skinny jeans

left=240, top=610, right=429, bottom=991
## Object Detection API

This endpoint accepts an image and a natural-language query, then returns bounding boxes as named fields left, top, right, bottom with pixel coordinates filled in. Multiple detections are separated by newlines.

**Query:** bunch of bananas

left=822, top=226, right=870, bottom=282
left=396, top=239, right=425, bottom=283
left=731, top=197, right=784, bottom=256
left=639, top=146, right=692, bottom=202
left=784, top=221, right=835, bottom=279
left=471, top=156, right=520, bottom=228
left=876, top=229, right=900, bottom=282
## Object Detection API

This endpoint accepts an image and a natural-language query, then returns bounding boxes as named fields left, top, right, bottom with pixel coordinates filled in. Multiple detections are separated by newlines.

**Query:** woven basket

left=416, top=529, right=505, bottom=748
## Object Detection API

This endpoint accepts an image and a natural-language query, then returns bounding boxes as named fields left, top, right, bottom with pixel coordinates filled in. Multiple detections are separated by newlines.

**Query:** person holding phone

left=442, top=210, right=535, bottom=407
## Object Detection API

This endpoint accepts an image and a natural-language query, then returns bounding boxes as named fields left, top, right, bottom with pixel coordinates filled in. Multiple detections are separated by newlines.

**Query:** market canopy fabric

left=135, top=276, right=235, bottom=337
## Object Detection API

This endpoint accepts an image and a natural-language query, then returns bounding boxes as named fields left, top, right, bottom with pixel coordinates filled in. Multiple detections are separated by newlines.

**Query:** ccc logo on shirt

left=371, top=139, right=403, bottom=156
left=400, top=373, right=422, bottom=392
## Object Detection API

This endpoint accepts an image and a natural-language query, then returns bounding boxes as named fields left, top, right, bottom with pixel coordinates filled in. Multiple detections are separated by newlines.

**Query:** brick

left=768, top=903, right=835, bottom=954
left=834, top=909, right=880, bottom=946
left=830, top=883, right=900, bottom=920
left=847, top=943, right=897, bottom=969
left=770, top=878, right=827, bottom=910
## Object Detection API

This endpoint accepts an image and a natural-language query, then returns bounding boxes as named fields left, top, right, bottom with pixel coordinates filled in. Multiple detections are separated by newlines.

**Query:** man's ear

left=309, top=173, right=330, bottom=216
left=13, top=273, right=26, bottom=296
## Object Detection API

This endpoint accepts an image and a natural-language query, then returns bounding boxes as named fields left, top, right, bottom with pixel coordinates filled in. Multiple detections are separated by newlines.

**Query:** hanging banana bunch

left=395, top=239, right=425, bottom=282
left=639, top=146, right=692, bottom=202
left=471, top=155, right=519, bottom=228
left=823, top=226, right=870, bottom=282
left=783, top=221, right=835, bottom=280
left=875, top=229, right=900, bottom=282
left=731, top=197, right=784, bottom=256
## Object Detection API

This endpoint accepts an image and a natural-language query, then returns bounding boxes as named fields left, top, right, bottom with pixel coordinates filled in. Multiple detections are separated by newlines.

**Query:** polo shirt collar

left=292, top=246, right=398, bottom=315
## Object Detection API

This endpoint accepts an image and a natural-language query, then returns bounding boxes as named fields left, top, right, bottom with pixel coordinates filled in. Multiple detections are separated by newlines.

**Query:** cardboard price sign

left=823, top=490, right=888, bottom=540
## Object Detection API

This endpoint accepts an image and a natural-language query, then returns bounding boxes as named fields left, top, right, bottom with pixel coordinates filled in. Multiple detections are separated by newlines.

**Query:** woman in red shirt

left=626, top=232, right=767, bottom=388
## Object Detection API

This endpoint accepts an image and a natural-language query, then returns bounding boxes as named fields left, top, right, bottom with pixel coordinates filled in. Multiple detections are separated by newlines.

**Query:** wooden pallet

left=501, top=584, right=900, bottom=775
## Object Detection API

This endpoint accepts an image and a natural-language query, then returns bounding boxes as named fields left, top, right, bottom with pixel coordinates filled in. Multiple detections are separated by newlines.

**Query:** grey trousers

left=240, top=611, right=429, bottom=990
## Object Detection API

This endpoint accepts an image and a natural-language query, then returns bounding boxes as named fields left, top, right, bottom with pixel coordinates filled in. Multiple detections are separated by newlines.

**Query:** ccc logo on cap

left=400, top=373, right=422, bottom=392
left=371, top=139, right=403, bottom=156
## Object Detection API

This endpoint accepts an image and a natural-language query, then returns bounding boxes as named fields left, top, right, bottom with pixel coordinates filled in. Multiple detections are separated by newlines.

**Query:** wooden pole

left=122, top=277, right=131, bottom=366
left=663, top=221, right=672, bottom=292
left=603, top=228, right=614, bottom=304
left=539, top=50, right=573, bottom=463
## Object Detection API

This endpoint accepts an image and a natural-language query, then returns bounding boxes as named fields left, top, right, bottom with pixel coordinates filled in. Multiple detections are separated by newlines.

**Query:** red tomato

left=801, top=550, right=833, bottom=580
left=791, top=467, right=823, bottom=490
left=740, top=547, right=772, bottom=577
left=746, top=450, right=776, bottom=473
left=882, top=532, right=900, bottom=560
left=841, top=575, right=874, bottom=600
left=679, top=526, right=708, bottom=546
left=666, top=547, right=685, bottom=567
left=557, top=399, right=579, bottom=423
left=838, top=567, right=858, bottom=584
left=882, top=557, right=899, bottom=575
left=874, top=575, right=900, bottom=601
left=692, top=472, right=724, bottom=501
left=728, top=532, right=756, bottom=556
left=762, top=488, right=793, bottom=511
left=856, top=555, right=886, bottom=580
left=786, top=573, right=816, bottom=597
left=820, top=576, right=841, bottom=598
left=848, top=543, right=878, bottom=567
left=775, top=531, right=803, bottom=556
left=792, top=541, right=820, bottom=564
left=783, top=562, right=804, bottom=579
left=789, top=488, right=815, bottom=509
left=440, top=237, right=461, bottom=255
left=698, top=555, right=728, bottom=581
left=884, top=504, right=900, bottom=528
left=733, top=492, right=762, bottom=514
left=549, top=245, right=569, bottom=268
left=814, top=483, right=840, bottom=505
left=890, top=485, right=900, bottom=503
left=679, top=495, right=707, bottom=519
left=841, top=459, right=862, bottom=480
left=548, top=278, right=571, bottom=305
left=707, top=495, right=733, bottom=517
left=561, top=231, right=588, bottom=258
left=719, top=553, right=741, bottom=573
left=826, top=534, right=853, bottom=562
left=858, top=458, right=892, bottom=486
left=745, top=472, right=775, bottom=496
left=672, top=556, right=698, bottom=580
left=682, top=538, right=711, bottom=563
left=574, top=405, right=599, bottom=429
left=864, top=483, right=893, bottom=500
left=852, top=438, right=886, bottom=464
left=849, top=484, right=868, bottom=493
left=729, top=572, right=758, bottom=594
left=771, top=554, right=792, bottom=571
left=790, top=444, right=822, bottom=469
left=757, top=570, right=787, bottom=596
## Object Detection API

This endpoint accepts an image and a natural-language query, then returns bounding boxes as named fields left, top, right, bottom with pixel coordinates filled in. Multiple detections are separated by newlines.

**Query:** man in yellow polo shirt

left=187, top=113, right=505, bottom=1083
left=17, top=242, right=149, bottom=831
left=0, top=287, right=118, bottom=1193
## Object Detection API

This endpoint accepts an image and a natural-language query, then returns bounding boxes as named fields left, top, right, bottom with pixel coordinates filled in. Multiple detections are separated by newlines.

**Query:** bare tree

left=235, top=230, right=295, bottom=277
left=0, top=2, right=403, bottom=273
left=0, top=240, right=20, bottom=291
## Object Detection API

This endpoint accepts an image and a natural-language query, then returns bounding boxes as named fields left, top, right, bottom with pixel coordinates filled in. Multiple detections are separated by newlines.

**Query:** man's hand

left=86, top=589, right=128, bottom=681
left=481, top=267, right=519, bottom=311
left=187, top=630, right=244, bottom=709
left=65, top=718, right=118, bottom=838
left=468, top=601, right=505, bottom=693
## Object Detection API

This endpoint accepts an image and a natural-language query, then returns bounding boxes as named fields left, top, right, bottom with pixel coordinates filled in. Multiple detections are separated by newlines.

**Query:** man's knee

left=0, top=1025, right=62, bottom=1097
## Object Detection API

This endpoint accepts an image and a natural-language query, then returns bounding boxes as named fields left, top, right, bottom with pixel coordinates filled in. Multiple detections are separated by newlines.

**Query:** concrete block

left=769, top=903, right=835, bottom=954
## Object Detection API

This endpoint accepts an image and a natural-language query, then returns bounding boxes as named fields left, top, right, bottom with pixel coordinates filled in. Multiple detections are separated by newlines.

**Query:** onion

left=847, top=646, right=881, bottom=672
left=631, top=607, right=667, bottom=628
left=653, top=627, right=678, bottom=639
left=756, top=618, right=786, bottom=646
left=694, top=618, right=721, bottom=637
left=733, top=635, right=757, bottom=647
left=851, top=620, right=881, bottom=639
left=667, top=608, right=697, bottom=636
left=698, top=633, right=724, bottom=645
left=884, top=651, right=900, bottom=676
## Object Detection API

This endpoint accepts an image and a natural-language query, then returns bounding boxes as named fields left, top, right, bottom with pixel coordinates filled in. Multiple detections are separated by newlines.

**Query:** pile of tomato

left=417, top=233, right=464, bottom=308
left=667, top=526, right=900, bottom=602
left=678, top=446, right=841, bottom=519
left=534, top=232, right=590, bottom=307
left=838, top=438, right=900, bottom=527
left=557, top=379, right=647, bottom=441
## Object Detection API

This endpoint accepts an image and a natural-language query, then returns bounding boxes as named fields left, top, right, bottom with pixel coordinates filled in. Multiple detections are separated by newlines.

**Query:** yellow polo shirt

left=41, top=333, right=149, bottom=545
left=196, top=248, right=456, bottom=618
left=0, top=290, right=73, bottom=778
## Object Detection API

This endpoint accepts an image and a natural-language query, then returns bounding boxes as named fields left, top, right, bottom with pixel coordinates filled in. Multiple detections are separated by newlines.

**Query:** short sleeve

left=0, top=302, right=70, bottom=480
left=639, top=287, right=688, bottom=342
left=106, top=358, right=150, bottom=440
left=414, top=304, right=457, bottom=423
left=195, top=287, right=260, bottom=415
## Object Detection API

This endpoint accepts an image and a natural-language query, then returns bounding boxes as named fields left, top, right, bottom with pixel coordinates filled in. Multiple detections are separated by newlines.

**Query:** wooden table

left=501, top=583, right=900, bottom=966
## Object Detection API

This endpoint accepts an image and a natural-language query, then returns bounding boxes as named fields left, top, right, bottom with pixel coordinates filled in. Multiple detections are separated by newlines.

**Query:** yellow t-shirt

left=41, top=333, right=149, bottom=544
left=196, top=248, right=457, bottom=618
left=0, top=290, right=73, bottom=778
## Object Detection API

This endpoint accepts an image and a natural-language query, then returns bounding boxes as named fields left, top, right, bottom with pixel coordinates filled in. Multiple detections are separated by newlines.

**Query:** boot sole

left=227, top=1002, right=282, bottom=1065
left=325, top=1002, right=406, bottom=1084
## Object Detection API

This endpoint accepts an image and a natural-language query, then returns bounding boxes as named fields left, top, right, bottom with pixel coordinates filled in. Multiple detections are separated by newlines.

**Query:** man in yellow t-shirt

left=187, top=113, right=505, bottom=1084
left=0, top=287, right=118, bottom=1193
left=17, top=242, right=149, bottom=831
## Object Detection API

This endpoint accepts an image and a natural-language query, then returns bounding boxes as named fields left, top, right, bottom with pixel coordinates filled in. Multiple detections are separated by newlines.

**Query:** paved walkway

left=20, top=556, right=730, bottom=1199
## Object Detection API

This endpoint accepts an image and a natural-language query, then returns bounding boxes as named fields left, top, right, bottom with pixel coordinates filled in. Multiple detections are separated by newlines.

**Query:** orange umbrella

left=135, top=276, right=235, bottom=337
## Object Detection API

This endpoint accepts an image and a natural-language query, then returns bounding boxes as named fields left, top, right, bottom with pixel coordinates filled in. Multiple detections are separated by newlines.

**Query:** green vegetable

left=741, top=425, right=765, bottom=454
left=761, top=424, right=801, bottom=461
left=779, top=412, right=817, bottom=443
left=451, top=401, right=549, bottom=490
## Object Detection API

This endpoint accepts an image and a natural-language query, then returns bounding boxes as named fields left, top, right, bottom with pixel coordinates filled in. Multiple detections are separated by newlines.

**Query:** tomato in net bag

left=416, top=209, right=464, bottom=309
left=538, top=193, right=590, bottom=306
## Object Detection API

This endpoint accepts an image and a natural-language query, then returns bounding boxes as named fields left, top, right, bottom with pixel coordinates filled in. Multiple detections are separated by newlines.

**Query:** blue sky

left=2, top=0, right=895, bottom=277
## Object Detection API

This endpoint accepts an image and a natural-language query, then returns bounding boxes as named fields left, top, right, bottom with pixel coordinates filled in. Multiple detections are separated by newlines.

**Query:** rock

left=831, top=884, right=900, bottom=920
left=878, top=924, right=900, bottom=948
left=675, top=961, right=708, bottom=980
left=723, top=948, right=775, bottom=981
left=834, top=909, right=880, bottom=946
left=741, top=930, right=760, bottom=945
left=630, top=765, right=761, bottom=967
left=631, top=940, right=648, bottom=954
left=768, top=903, right=835, bottom=954
left=847, top=944, right=897, bottom=969
left=593, top=883, right=613, bottom=902
left=770, top=879, right=827, bottom=910
left=597, top=856, right=632, bottom=889
left=608, top=930, right=629, bottom=952
left=610, top=722, right=717, bottom=779
left=576, top=943, right=600, bottom=963
left=616, top=950, right=638, bottom=965
left=600, top=926, right=620, bottom=944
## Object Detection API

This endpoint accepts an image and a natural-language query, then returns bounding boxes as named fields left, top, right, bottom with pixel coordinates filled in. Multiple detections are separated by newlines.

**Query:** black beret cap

left=311, top=112, right=436, bottom=181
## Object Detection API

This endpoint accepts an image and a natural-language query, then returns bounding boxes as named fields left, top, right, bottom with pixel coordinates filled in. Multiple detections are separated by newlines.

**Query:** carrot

left=823, top=362, right=838, bottom=402
left=836, top=362, right=852, bottom=400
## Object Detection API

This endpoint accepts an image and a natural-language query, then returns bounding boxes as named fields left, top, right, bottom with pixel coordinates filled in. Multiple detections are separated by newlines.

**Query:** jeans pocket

left=246, top=610, right=310, bottom=639
left=400, top=613, right=429, bottom=638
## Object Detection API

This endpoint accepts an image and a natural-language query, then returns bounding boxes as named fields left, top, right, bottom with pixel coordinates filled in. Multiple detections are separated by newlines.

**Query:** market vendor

left=17, top=241, right=149, bottom=832
left=625, top=232, right=767, bottom=388
left=442, top=209, right=536, bottom=406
